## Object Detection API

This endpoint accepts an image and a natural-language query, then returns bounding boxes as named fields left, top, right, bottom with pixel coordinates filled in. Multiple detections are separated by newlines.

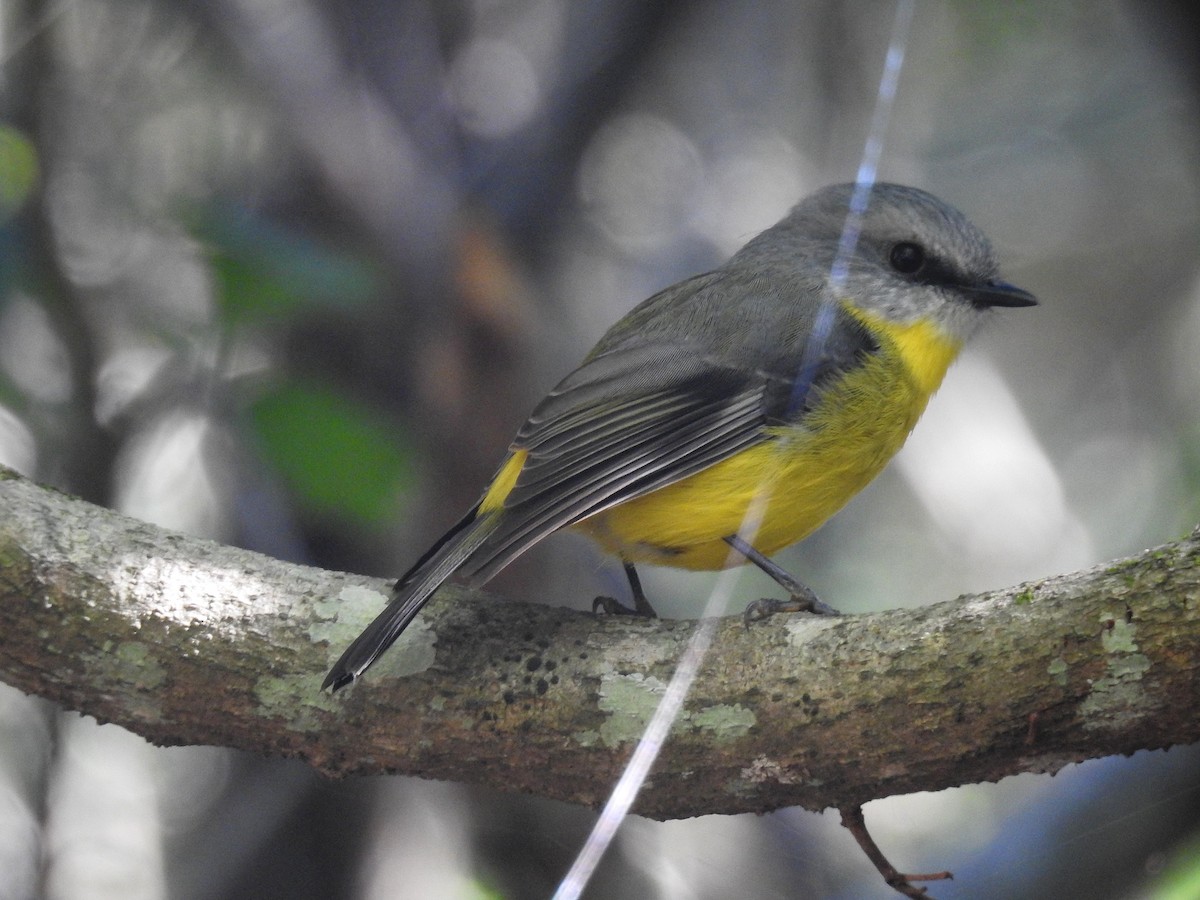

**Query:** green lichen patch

left=572, top=729, right=601, bottom=747
left=1081, top=612, right=1155, bottom=731
left=691, top=703, right=756, bottom=739
left=310, top=583, right=437, bottom=679
left=114, top=641, right=166, bottom=689
left=255, top=673, right=341, bottom=730
left=597, top=672, right=666, bottom=746
left=1101, top=616, right=1138, bottom=654
left=308, top=584, right=386, bottom=644
left=81, top=640, right=167, bottom=723
left=1103, top=557, right=1142, bottom=578
left=370, top=616, right=437, bottom=678
left=596, top=672, right=757, bottom=746
left=1047, top=656, right=1069, bottom=686
left=1080, top=654, right=1152, bottom=730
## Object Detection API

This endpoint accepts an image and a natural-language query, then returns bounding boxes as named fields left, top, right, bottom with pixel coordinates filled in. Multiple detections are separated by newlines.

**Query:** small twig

left=839, top=804, right=953, bottom=898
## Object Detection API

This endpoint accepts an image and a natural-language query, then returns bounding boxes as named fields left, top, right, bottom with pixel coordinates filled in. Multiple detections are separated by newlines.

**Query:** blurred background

left=2, top=0, right=1199, bottom=897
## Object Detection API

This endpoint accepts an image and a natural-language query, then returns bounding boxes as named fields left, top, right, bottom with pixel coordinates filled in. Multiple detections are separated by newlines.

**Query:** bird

left=323, top=181, right=1036, bottom=691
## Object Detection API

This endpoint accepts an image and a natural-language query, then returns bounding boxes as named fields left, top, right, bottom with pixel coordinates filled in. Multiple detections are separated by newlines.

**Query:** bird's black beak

left=966, top=279, right=1038, bottom=309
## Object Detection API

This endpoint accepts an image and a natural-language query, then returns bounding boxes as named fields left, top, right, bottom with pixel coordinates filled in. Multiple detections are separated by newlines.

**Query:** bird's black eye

left=889, top=241, right=926, bottom=275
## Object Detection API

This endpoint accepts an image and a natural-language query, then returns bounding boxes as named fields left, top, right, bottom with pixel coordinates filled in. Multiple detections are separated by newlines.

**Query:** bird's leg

left=623, top=563, right=658, bottom=616
left=593, top=562, right=659, bottom=618
left=723, top=534, right=841, bottom=625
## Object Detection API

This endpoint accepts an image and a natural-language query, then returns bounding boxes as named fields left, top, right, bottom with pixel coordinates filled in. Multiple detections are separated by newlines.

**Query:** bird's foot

left=743, top=590, right=840, bottom=627
left=593, top=596, right=655, bottom=617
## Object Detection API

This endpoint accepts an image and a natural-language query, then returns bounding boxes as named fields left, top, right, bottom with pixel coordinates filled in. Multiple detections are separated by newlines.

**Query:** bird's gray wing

left=458, top=299, right=879, bottom=582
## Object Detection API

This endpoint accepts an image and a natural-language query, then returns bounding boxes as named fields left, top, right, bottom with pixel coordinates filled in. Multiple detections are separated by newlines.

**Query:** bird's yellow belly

left=574, top=315, right=960, bottom=570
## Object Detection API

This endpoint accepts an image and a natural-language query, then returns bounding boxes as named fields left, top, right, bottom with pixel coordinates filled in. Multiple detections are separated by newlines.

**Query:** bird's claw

left=743, top=594, right=842, bottom=628
left=593, top=595, right=638, bottom=616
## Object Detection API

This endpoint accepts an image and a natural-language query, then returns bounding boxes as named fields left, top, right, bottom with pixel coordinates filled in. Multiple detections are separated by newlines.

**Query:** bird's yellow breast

left=575, top=309, right=963, bottom=569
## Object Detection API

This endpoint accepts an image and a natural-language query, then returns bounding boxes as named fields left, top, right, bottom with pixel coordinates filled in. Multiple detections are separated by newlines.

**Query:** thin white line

left=552, top=3, right=915, bottom=896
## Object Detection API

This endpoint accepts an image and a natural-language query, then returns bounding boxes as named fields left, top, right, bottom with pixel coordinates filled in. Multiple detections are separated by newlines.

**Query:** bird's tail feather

left=322, top=512, right=499, bottom=691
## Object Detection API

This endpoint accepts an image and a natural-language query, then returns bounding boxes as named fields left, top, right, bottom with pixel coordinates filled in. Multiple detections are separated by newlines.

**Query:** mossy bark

left=2, top=464, right=1198, bottom=820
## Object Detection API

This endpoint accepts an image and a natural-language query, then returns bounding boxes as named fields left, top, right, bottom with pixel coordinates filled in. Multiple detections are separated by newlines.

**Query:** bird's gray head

left=737, top=182, right=1036, bottom=342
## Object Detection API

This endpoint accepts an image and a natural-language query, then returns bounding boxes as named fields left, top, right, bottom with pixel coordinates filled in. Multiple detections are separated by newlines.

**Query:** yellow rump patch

left=479, top=448, right=528, bottom=512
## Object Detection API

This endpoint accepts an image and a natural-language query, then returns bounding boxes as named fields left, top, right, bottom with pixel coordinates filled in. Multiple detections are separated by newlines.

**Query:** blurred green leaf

left=193, top=204, right=383, bottom=324
left=250, top=381, right=411, bottom=524
left=463, top=880, right=505, bottom=900
left=0, top=125, right=38, bottom=223
left=1152, top=830, right=1200, bottom=900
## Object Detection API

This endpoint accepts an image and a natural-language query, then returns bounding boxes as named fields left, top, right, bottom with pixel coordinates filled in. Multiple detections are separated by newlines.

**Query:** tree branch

left=2, top=463, right=1197, bottom=820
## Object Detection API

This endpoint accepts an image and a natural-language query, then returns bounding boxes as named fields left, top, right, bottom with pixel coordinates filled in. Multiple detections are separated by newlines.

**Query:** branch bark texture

left=1, top=465, right=1197, bottom=820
